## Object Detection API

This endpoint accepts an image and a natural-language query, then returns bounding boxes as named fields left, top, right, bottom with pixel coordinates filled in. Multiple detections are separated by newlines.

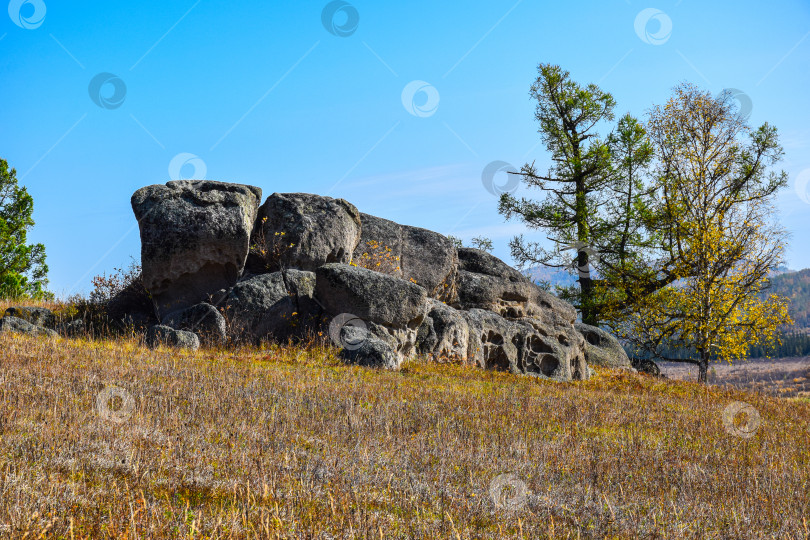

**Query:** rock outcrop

left=118, top=182, right=631, bottom=381
left=316, top=263, right=427, bottom=366
left=162, top=303, right=227, bottom=346
left=415, top=299, right=470, bottom=363
left=132, top=180, right=262, bottom=319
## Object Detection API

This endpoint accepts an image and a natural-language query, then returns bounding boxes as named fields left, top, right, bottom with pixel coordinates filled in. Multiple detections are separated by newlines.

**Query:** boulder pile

left=0, top=180, right=634, bottom=381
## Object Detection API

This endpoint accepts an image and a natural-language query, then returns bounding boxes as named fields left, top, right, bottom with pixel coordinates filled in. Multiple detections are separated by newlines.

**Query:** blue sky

left=1, top=0, right=809, bottom=296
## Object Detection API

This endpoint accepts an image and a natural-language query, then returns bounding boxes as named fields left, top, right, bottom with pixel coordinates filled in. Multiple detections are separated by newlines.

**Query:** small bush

left=64, top=260, right=154, bottom=338
left=351, top=240, right=400, bottom=275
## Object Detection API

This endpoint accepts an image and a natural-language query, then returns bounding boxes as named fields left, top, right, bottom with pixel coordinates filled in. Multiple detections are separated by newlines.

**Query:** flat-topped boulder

left=132, top=180, right=261, bottom=319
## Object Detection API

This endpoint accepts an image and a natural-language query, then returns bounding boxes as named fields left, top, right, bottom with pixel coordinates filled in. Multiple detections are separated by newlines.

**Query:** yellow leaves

left=354, top=239, right=399, bottom=276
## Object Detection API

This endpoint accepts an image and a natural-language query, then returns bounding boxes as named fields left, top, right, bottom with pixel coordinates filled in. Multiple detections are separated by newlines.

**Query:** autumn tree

left=498, top=64, right=615, bottom=325
left=0, top=158, right=50, bottom=299
left=615, top=83, right=791, bottom=382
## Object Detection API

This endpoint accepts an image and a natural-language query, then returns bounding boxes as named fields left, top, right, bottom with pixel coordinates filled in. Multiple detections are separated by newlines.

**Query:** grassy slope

left=0, top=331, right=808, bottom=539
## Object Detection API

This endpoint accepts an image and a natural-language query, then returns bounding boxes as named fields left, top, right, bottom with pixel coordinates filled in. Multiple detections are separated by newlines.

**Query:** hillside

left=762, top=268, right=810, bottom=330
left=0, top=331, right=808, bottom=538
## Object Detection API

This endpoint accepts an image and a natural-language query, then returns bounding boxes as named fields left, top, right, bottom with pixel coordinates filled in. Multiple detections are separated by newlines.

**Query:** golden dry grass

left=0, top=328, right=809, bottom=539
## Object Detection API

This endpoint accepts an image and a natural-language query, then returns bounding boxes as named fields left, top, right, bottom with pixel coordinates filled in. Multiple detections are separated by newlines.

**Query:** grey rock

left=57, top=319, right=85, bottom=337
left=249, top=193, right=361, bottom=272
left=462, top=309, right=586, bottom=380
left=316, top=263, right=428, bottom=362
left=162, top=302, right=226, bottom=346
left=0, top=316, right=58, bottom=338
left=416, top=299, right=470, bottom=362
left=456, top=247, right=527, bottom=282
left=4, top=307, right=55, bottom=329
left=132, top=180, right=262, bottom=319
left=145, top=325, right=200, bottom=350
left=455, top=248, right=576, bottom=325
left=574, top=322, right=633, bottom=370
left=632, top=357, right=662, bottom=376
left=225, top=270, right=319, bottom=343
left=338, top=325, right=400, bottom=370
left=315, top=263, right=427, bottom=329
left=354, top=213, right=457, bottom=300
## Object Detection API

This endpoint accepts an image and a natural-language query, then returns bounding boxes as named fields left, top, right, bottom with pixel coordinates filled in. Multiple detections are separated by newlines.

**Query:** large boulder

left=415, top=299, right=470, bottom=363
left=145, top=325, right=200, bottom=350
left=315, top=263, right=428, bottom=360
left=132, top=180, right=262, bottom=319
left=462, top=309, right=587, bottom=380
left=354, top=213, right=457, bottom=300
left=575, top=322, right=633, bottom=370
left=225, top=270, right=319, bottom=343
left=248, top=193, right=361, bottom=273
left=315, top=264, right=427, bottom=329
left=455, top=248, right=576, bottom=325
left=0, top=316, right=58, bottom=338
left=4, top=307, right=55, bottom=329
left=162, top=302, right=226, bottom=346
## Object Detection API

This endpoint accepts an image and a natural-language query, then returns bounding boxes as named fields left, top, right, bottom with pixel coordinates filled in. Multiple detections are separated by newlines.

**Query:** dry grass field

left=0, top=327, right=809, bottom=538
left=661, top=357, right=810, bottom=400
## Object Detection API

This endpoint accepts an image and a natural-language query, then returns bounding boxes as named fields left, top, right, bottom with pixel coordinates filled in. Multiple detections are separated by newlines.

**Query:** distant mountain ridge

left=523, top=264, right=809, bottom=331
left=761, top=267, right=810, bottom=331
left=523, top=266, right=578, bottom=289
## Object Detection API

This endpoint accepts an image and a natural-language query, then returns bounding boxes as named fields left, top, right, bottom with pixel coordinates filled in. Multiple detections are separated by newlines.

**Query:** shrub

left=351, top=240, right=400, bottom=275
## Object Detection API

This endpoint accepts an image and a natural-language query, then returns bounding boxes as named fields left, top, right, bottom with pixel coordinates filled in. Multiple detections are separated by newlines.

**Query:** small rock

left=339, top=326, right=400, bottom=370
left=162, top=302, right=226, bottom=346
left=57, top=319, right=86, bottom=337
left=145, top=325, right=200, bottom=350
left=632, top=357, right=662, bottom=376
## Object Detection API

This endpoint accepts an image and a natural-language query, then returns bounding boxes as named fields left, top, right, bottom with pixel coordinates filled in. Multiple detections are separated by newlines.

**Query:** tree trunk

left=697, top=350, right=709, bottom=383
